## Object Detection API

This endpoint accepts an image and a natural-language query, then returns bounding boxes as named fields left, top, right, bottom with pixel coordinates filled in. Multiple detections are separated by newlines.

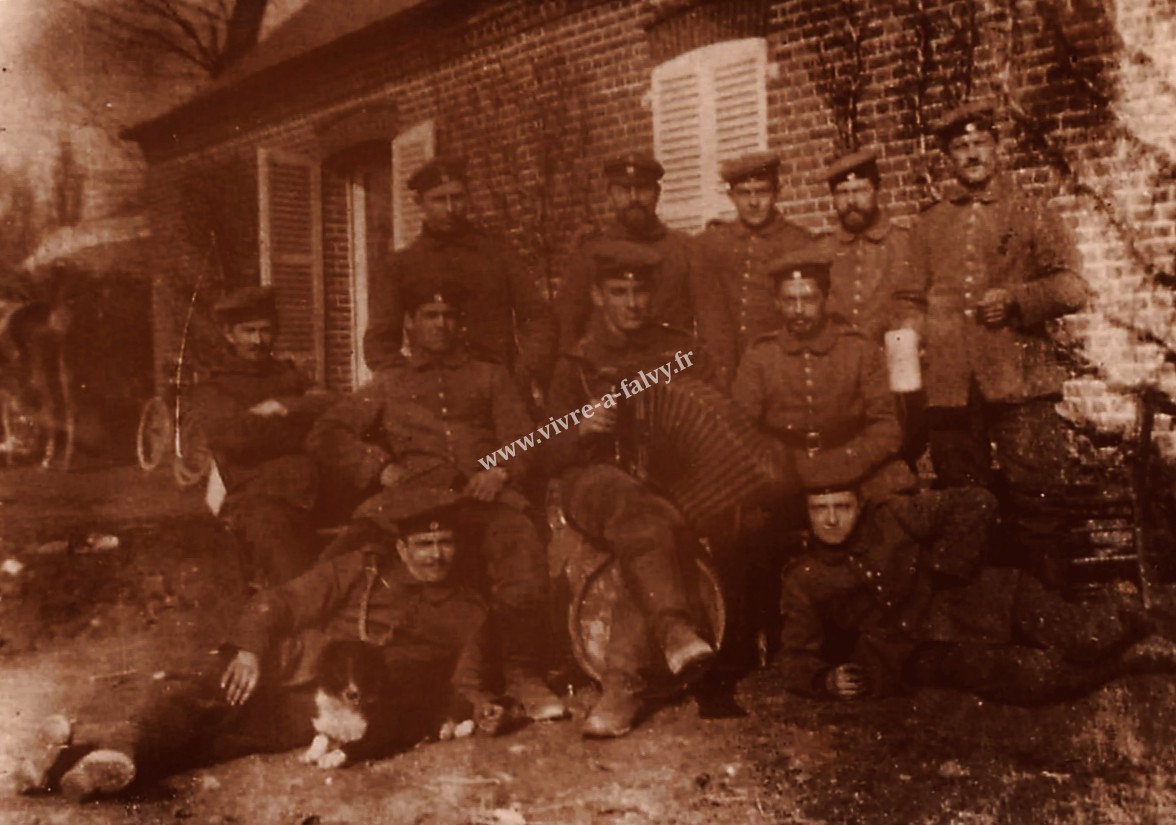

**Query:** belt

left=778, top=425, right=857, bottom=454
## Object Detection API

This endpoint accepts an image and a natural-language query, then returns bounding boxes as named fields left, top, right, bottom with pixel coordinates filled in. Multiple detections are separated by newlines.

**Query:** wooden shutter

left=652, top=52, right=705, bottom=232
left=258, top=148, right=324, bottom=382
left=391, top=120, right=436, bottom=251
left=653, top=39, right=768, bottom=232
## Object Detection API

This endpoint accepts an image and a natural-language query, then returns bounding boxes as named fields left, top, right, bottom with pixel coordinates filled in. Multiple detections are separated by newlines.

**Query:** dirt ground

left=1, top=466, right=1175, bottom=824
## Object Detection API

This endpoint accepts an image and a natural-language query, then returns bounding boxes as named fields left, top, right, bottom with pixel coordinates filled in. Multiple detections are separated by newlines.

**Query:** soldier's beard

left=838, top=207, right=877, bottom=234
left=619, top=205, right=658, bottom=235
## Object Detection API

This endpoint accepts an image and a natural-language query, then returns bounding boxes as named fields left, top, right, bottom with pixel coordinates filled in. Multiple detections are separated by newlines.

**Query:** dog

left=300, top=640, right=388, bottom=769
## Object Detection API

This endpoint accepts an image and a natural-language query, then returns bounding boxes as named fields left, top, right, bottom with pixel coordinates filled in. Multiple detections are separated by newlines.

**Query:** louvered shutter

left=391, top=120, right=436, bottom=251
left=652, top=56, right=705, bottom=232
left=653, top=39, right=768, bottom=232
left=258, top=148, right=324, bottom=381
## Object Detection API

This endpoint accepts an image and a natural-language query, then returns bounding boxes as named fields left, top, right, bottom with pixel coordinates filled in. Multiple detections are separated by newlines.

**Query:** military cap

left=407, top=156, right=468, bottom=193
left=213, top=285, right=278, bottom=325
left=393, top=488, right=462, bottom=537
left=603, top=152, right=664, bottom=185
left=767, top=247, right=833, bottom=294
left=592, top=239, right=662, bottom=284
left=400, top=273, right=468, bottom=313
left=824, top=148, right=881, bottom=189
left=357, top=487, right=462, bottom=539
left=799, top=461, right=864, bottom=494
left=721, top=150, right=781, bottom=186
left=933, top=100, right=998, bottom=142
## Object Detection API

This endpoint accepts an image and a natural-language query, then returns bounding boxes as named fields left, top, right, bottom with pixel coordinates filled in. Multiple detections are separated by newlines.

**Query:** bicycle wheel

left=173, top=415, right=212, bottom=487
left=135, top=396, right=174, bottom=471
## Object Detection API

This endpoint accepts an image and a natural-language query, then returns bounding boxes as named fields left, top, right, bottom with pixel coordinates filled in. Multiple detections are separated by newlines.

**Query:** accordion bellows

left=625, top=375, right=795, bottom=523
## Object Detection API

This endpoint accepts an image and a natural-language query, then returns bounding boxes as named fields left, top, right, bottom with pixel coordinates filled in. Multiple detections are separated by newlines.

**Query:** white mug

left=885, top=329, right=922, bottom=393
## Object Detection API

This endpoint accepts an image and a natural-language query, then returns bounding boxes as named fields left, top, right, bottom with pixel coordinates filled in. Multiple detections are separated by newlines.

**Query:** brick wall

left=136, top=0, right=1176, bottom=404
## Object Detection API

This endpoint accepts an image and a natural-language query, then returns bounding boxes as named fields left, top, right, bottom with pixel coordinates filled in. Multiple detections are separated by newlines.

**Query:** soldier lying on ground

left=544, top=239, right=718, bottom=738
left=15, top=491, right=518, bottom=803
left=190, top=285, right=335, bottom=588
left=779, top=483, right=1176, bottom=704
left=308, top=273, right=568, bottom=723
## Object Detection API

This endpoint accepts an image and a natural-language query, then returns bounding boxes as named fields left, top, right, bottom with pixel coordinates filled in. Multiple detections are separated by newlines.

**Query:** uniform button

left=740, top=325, right=747, bottom=332
left=964, top=292, right=973, bottom=300
left=441, top=407, right=448, bottom=415
left=806, top=395, right=814, bottom=403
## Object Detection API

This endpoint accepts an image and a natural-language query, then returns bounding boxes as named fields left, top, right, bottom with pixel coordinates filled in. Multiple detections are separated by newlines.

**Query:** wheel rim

left=135, top=397, right=173, bottom=471
left=173, top=418, right=211, bottom=487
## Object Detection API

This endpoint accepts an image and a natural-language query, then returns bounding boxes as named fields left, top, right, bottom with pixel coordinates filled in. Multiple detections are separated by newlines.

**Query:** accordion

left=616, top=375, right=794, bottom=524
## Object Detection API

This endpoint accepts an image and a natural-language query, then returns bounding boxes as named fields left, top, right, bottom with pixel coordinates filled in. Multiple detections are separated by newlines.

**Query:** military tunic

left=817, top=213, right=919, bottom=343
left=556, top=221, right=729, bottom=375
left=364, top=222, right=557, bottom=379
left=904, top=177, right=1087, bottom=408
left=545, top=318, right=710, bottom=690
left=306, top=347, right=548, bottom=619
left=188, top=353, right=330, bottom=584
left=778, top=489, right=1151, bottom=704
left=693, top=211, right=815, bottom=377
left=731, top=320, right=912, bottom=497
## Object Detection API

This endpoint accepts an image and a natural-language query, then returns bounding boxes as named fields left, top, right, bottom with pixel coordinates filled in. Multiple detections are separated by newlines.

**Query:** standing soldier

left=310, top=274, right=567, bottom=723
left=556, top=152, right=728, bottom=367
left=363, top=157, right=557, bottom=388
left=816, top=148, right=918, bottom=342
left=190, top=286, right=333, bottom=588
left=694, top=150, right=815, bottom=382
left=902, top=101, right=1087, bottom=573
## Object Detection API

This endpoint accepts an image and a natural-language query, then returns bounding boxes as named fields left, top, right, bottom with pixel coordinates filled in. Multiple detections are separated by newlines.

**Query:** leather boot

left=582, top=676, right=644, bottom=738
left=60, top=749, right=135, bottom=802
left=15, top=714, right=73, bottom=794
left=500, top=607, right=569, bottom=721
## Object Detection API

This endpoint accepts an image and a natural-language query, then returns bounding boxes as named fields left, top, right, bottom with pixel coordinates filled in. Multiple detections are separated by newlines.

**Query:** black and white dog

left=300, top=640, right=388, bottom=769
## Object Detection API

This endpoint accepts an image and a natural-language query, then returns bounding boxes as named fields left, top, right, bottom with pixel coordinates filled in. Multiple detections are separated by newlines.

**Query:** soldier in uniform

left=190, top=286, right=334, bottom=587
left=555, top=152, right=728, bottom=368
left=545, top=240, right=717, bottom=738
left=308, top=273, right=567, bottom=722
left=901, top=100, right=1088, bottom=575
left=732, top=249, right=914, bottom=501
left=16, top=492, right=518, bottom=802
left=816, top=148, right=918, bottom=343
left=694, top=150, right=815, bottom=382
left=779, top=482, right=1173, bottom=704
left=363, top=156, right=557, bottom=388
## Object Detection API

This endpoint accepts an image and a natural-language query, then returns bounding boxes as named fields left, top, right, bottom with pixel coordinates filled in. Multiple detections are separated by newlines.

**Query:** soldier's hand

left=580, top=405, right=618, bottom=436
left=248, top=399, right=289, bottom=417
left=222, top=649, right=260, bottom=706
left=824, top=663, right=868, bottom=700
left=977, top=288, right=1014, bottom=327
left=380, top=462, right=408, bottom=487
left=465, top=468, right=508, bottom=502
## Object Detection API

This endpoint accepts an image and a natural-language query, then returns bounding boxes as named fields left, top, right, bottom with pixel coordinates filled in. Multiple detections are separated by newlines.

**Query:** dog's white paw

left=453, top=719, right=476, bottom=739
left=316, top=749, right=348, bottom=769
left=300, top=734, right=330, bottom=764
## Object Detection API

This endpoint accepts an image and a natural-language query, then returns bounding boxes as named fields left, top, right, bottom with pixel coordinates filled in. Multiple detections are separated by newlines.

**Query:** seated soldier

left=731, top=247, right=914, bottom=502
left=16, top=491, right=515, bottom=803
left=307, top=274, right=567, bottom=723
left=545, top=239, right=718, bottom=738
left=780, top=481, right=1175, bottom=704
left=190, top=286, right=333, bottom=587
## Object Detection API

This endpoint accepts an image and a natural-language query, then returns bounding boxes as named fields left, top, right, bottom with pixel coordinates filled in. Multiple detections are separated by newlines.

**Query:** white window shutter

left=391, top=120, right=436, bottom=251
left=652, top=39, right=768, bottom=232
left=257, top=147, right=324, bottom=382
left=708, top=40, right=769, bottom=223
left=652, top=56, right=705, bottom=232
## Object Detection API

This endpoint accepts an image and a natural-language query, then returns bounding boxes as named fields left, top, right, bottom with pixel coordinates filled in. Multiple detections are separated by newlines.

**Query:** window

left=391, top=119, right=436, bottom=250
left=257, top=147, right=324, bottom=382
left=652, top=38, right=769, bottom=232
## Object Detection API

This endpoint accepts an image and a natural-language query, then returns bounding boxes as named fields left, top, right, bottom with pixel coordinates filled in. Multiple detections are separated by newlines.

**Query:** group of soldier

left=19, top=99, right=1176, bottom=803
